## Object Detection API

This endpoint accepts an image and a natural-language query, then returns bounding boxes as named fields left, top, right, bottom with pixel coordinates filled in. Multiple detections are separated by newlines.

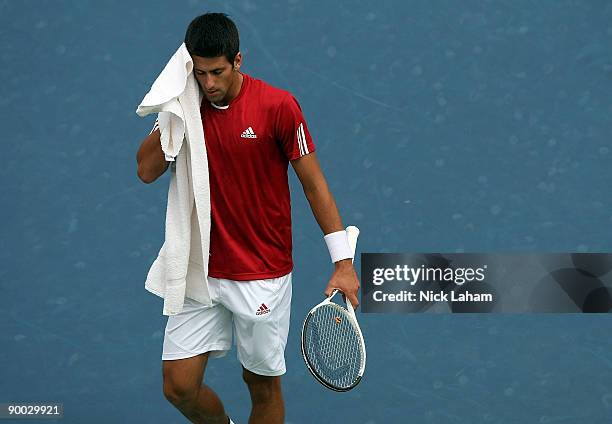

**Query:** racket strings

left=305, top=304, right=363, bottom=389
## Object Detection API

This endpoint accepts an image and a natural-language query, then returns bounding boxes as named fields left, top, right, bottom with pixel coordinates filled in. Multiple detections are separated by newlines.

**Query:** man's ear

left=233, top=52, right=242, bottom=71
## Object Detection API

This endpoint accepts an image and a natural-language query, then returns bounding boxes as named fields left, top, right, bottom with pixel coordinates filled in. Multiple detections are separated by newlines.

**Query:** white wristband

left=324, top=230, right=353, bottom=263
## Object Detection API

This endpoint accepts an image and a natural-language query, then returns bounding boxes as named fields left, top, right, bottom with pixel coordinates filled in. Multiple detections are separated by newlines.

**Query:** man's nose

left=204, top=75, right=215, bottom=90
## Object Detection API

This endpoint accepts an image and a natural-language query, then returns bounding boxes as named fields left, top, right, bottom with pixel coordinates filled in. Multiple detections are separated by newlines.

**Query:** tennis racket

left=301, top=225, right=366, bottom=391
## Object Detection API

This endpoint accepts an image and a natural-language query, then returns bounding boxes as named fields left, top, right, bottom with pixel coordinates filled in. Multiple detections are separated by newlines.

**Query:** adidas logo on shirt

left=255, top=303, right=270, bottom=316
left=241, top=127, right=257, bottom=139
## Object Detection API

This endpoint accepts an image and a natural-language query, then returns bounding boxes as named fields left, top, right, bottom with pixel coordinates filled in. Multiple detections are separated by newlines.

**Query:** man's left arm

left=291, top=152, right=361, bottom=308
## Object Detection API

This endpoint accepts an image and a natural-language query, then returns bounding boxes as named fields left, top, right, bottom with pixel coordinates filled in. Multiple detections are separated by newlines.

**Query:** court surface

left=2, top=1, right=611, bottom=422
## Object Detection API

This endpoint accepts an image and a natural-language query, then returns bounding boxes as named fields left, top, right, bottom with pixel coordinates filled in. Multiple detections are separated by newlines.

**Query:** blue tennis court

left=2, top=1, right=611, bottom=422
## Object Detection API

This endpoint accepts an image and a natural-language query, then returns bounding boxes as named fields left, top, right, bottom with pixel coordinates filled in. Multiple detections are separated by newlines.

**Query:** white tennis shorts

left=162, top=272, right=292, bottom=376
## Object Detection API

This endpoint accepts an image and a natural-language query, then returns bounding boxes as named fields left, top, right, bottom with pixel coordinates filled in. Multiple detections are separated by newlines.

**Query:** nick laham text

left=372, top=290, right=494, bottom=302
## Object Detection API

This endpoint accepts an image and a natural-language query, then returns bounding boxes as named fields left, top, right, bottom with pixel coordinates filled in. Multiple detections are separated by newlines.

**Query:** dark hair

left=184, top=13, right=240, bottom=65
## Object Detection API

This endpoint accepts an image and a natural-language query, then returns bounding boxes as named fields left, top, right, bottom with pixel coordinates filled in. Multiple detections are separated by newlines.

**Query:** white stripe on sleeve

left=298, top=123, right=309, bottom=154
left=297, top=126, right=304, bottom=156
left=149, top=118, right=159, bottom=135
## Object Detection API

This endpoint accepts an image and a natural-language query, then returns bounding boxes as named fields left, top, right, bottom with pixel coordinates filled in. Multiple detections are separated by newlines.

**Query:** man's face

left=192, top=53, right=241, bottom=105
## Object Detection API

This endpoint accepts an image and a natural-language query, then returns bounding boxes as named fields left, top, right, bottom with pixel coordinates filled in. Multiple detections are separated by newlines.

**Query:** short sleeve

left=275, top=94, right=315, bottom=160
left=150, top=116, right=175, bottom=162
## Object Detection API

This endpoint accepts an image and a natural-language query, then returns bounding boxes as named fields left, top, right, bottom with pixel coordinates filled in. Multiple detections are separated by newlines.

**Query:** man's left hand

left=324, top=259, right=360, bottom=309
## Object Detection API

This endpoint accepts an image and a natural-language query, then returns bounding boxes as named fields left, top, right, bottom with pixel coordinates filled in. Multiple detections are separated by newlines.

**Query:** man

left=136, top=13, right=359, bottom=424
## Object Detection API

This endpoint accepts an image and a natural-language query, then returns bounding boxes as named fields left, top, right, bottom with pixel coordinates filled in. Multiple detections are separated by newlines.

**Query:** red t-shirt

left=201, top=73, right=315, bottom=280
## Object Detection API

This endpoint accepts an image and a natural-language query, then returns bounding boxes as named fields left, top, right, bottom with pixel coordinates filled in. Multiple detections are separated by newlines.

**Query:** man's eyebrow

left=194, top=67, right=223, bottom=73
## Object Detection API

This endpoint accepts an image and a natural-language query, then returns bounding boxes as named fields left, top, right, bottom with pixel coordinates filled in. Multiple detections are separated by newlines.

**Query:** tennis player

left=136, top=13, right=359, bottom=424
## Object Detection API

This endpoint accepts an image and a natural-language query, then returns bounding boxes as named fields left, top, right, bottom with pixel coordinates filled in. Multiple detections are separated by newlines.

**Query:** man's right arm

left=136, top=127, right=170, bottom=184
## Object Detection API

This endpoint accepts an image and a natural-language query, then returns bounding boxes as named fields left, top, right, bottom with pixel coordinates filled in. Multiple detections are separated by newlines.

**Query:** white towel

left=136, top=43, right=212, bottom=315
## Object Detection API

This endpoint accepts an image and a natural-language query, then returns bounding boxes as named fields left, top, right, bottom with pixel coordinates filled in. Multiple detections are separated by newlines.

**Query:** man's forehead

left=192, top=54, right=232, bottom=70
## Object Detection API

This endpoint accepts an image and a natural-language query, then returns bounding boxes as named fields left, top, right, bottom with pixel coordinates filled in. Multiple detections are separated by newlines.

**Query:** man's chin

left=205, top=92, right=223, bottom=102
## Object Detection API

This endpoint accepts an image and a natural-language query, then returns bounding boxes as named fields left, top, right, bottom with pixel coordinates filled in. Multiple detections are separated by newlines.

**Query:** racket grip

left=344, top=226, right=360, bottom=314
left=345, top=226, right=360, bottom=262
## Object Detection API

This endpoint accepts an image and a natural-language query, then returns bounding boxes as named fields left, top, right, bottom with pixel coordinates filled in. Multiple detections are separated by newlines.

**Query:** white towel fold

left=136, top=43, right=212, bottom=315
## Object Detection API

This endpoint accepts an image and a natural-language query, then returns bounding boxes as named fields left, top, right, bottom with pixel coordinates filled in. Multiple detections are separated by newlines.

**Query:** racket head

left=301, top=301, right=366, bottom=392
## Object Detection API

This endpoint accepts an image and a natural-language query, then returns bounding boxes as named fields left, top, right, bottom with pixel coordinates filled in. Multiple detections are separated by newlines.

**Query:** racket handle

left=344, top=226, right=360, bottom=314
left=327, top=227, right=360, bottom=306
left=345, top=226, right=360, bottom=263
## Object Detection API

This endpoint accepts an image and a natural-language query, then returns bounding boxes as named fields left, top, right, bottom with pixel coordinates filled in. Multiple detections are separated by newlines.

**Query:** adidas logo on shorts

left=255, top=303, right=270, bottom=316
